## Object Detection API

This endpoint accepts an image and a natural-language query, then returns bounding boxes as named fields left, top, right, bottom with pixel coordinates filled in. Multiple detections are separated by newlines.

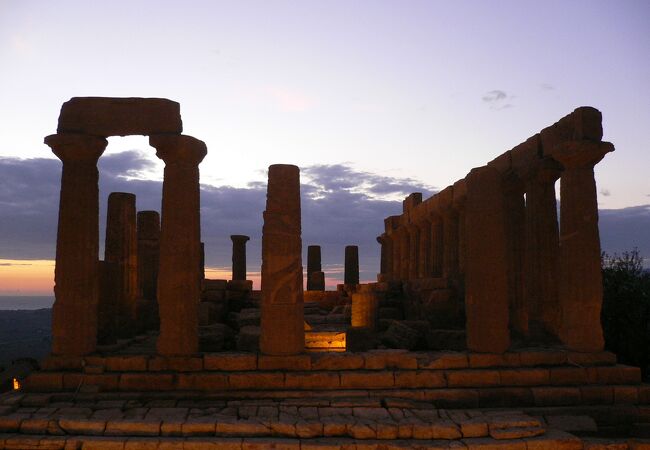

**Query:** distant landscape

left=0, top=297, right=53, bottom=368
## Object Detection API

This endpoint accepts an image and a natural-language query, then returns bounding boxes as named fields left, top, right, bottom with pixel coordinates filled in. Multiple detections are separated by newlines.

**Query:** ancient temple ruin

left=1, top=97, right=648, bottom=448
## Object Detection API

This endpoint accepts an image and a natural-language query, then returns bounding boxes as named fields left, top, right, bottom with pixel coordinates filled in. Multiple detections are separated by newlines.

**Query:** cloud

left=600, top=188, right=611, bottom=197
left=482, top=90, right=515, bottom=110
left=0, top=152, right=435, bottom=283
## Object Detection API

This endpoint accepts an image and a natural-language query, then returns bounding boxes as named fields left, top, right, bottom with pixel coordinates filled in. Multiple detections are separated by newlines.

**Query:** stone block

left=204, top=353, right=257, bottom=371
left=311, top=353, right=364, bottom=370
left=105, top=356, right=148, bottom=372
left=458, top=417, right=489, bottom=438
left=229, top=373, right=285, bottom=390
left=394, top=371, right=446, bottom=388
left=532, top=387, right=581, bottom=406
left=227, top=280, right=253, bottom=291
left=237, top=326, right=260, bottom=352
left=364, top=349, right=418, bottom=370
left=340, top=371, right=394, bottom=389
left=284, top=372, right=340, bottom=390
left=545, top=415, right=597, bottom=432
left=499, top=368, right=550, bottom=386
left=424, top=389, right=479, bottom=408
left=204, top=279, right=228, bottom=291
left=549, top=367, right=588, bottom=385
left=124, top=439, right=161, bottom=450
left=382, top=321, right=420, bottom=350
left=590, top=365, right=642, bottom=384
left=518, top=350, right=567, bottom=367
left=580, top=386, right=614, bottom=405
left=105, top=419, right=161, bottom=436
left=23, top=373, right=63, bottom=392
left=41, top=356, right=84, bottom=371
left=0, top=414, right=29, bottom=432
left=177, top=373, right=229, bottom=391
left=431, top=419, right=462, bottom=439
left=216, top=419, right=269, bottom=436
left=57, top=97, right=182, bottom=137
left=119, top=374, right=174, bottom=391
left=614, top=386, right=639, bottom=404
left=18, top=417, right=49, bottom=434
left=525, top=429, right=583, bottom=450
left=182, top=417, right=217, bottom=436
left=295, top=419, right=323, bottom=438
left=345, top=327, right=378, bottom=352
left=258, top=355, right=311, bottom=371
left=59, top=417, right=107, bottom=435
left=478, top=387, right=534, bottom=408
left=567, top=351, right=616, bottom=366
left=418, top=352, right=469, bottom=369
left=202, top=289, right=225, bottom=302
left=148, top=357, right=203, bottom=372
left=469, top=353, right=520, bottom=368
left=242, top=438, right=300, bottom=449
left=447, top=370, right=501, bottom=387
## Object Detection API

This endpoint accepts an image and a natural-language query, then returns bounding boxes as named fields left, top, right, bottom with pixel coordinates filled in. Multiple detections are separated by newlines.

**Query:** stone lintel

left=541, top=106, right=603, bottom=155
left=57, top=97, right=183, bottom=137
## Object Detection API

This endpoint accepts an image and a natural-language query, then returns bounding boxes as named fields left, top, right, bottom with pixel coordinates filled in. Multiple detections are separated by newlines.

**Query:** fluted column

left=399, top=228, right=410, bottom=280
left=45, top=133, right=107, bottom=356
left=231, top=235, right=250, bottom=281
left=104, top=193, right=138, bottom=339
left=344, top=245, right=360, bottom=285
left=465, top=166, right=510, bottom=353
left=416, top=220, right=431, bottom=279
left=550, top=140, right=614, bottom=351
left=523, top=158, right=562, bottom=341
left=407, top=224, right=420, bottom=280
left=307, top=245, right=324, bottom=290
left=503, top=174, right=527, bottom=338
left=260, top=164, right=305, bottom=355
left=150, top=134, right=206, bottom=355
left=430, top=216, right=443, bottom=277
left=376, top=235, right=388, bottom=281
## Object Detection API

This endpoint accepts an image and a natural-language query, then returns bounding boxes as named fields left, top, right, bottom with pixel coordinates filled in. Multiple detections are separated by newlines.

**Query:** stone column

left=464, top=166, right=510, bottom=353
left=503, top=174, right=527, bottom=338
left=452, top=183, right=467, bottom=279
left=98, top=260, right=118, bottom=345
left=307, top=245, right=324, bottom=290
left=416, top=220, right=431, bottom=279
left=150, top=134, right=207, bottom=355
left=137, top=210, right=160, bottom=332
left=399, top=229, right=410, bottom=280
left=344, top=245, right=360, bottom=285
left=45, top=133, right=107, bottom=356
left=550, top=140, right=614, bottom=351
left=351, top=292, right=379, bottom=330
left=523, top=158, right=562, bottom=341
left=376, top=236, right=387, bottom=279
left=260, top=164, right=305, bottom=355
left=230, top=235, right=250, bottom=281
left=430, top=217, right=443, bottom=277
left=391, top=231, right=401, bottom=280
left=104, top=192, right=138, bottom=339
left=407, top=225, right=420, bottom=280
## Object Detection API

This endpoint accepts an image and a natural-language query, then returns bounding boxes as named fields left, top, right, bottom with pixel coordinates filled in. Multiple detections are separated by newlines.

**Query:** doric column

left=104, top=192, right=138, bottom=339
left=376, top=235, right=389, bottom=281
left=439, top=188, right=460, bottom=281
left=503, top=173, right=527, bottom=338
left=399, top=228, right=410, bottom=280
left=391, top=230, right=401, bottom=279
left=45, top=133, right=107, bottom=356
left=260, top=164, right=305, bottom=355
left=307, top=245, right=324, bottom=290
left=407, top=225, right=420, bottom=280
left=150, top=134, right=207, bottom=355
left=430, top=216, right=443, bottom=277
left=465, top=166, right=510, bottom=353
left=550, top=140, right=614, bottom=351
left=344, top=245, right=360, bottom=285
left=137, top=210, right=160, bottom=332
left=452, top=182, right=467, bottom=278
left=523, top=158, right=562, bottom=341
left=230, top=235, right=250, bottom=281
left=416, top=220, right=431, bottom=279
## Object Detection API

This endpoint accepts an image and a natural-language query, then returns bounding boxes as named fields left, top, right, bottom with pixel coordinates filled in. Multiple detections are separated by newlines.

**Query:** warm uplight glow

left=13, top=378, right=21, bottom=390
left=0, top=259, right=55, bottom=295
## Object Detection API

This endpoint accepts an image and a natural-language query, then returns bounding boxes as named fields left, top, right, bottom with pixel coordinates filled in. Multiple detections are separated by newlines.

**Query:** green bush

left=601, top=248, right=650, bottom=380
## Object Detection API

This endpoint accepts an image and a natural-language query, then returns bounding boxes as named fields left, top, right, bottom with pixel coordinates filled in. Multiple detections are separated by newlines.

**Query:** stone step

left=5, top=430, right=640, bottom=450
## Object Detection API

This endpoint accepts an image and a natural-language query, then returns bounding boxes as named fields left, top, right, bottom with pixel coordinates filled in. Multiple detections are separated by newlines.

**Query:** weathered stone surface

left=57, top=97, right=182, bottom=137
left=231, top=235, right=250, bottom=281
left=344, top=246, right=360, bottom=285
left=150, top=134, right=207, bottom=355
left=382, top=321, right=420, bottom=350
left=351, top=292, right=379, bottom=330
left=137, top=210, right=160, bottom=332
left=204, top=353, right=257, bottom=371
left=551, top=140, right=614, bottom=352
left=45, top=133, right=107, bottom=356
left=260, top=165, right=305, bottom=355
left=464, top=166, right=511, bottom=353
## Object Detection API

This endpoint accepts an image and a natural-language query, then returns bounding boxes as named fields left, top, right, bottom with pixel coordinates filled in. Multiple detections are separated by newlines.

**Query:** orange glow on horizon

left=0, top=259, right=54, bottom=295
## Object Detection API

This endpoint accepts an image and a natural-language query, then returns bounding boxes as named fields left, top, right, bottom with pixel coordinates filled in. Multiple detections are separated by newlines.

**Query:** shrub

left=601, top=248, right=650, bottom=380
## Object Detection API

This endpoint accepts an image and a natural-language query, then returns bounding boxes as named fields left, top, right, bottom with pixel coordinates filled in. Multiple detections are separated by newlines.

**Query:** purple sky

left=0, top=1, right=649, bottom=291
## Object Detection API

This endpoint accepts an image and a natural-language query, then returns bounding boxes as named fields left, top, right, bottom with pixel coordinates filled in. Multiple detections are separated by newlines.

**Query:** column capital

left=45, top=133, right=107, bottom=163
left=549, top=140, right=614, bottom=170
left=230, top=234, right=250, bottom=244
left=523, top=157, right=562, bottom=186
left=376, top=235, right=385, bottom=244
left=149, top=134, right=207, bottom=165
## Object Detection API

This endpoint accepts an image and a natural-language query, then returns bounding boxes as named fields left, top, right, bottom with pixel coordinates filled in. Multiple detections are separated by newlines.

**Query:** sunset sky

left=0, top=1, right=649, bottom=295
